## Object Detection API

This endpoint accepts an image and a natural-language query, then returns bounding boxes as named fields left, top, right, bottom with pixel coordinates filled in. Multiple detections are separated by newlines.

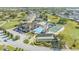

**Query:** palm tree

left=28, top=34, right=37, bottom=45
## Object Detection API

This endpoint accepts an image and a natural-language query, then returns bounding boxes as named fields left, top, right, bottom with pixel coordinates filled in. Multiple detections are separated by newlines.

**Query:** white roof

left=37, top=36, right=54, bottom=40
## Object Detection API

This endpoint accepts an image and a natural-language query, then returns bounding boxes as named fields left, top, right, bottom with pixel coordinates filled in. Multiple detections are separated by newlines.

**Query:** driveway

left=0, top=12, right=52, bottom=51
left=3, top=29, right=52, bottom=51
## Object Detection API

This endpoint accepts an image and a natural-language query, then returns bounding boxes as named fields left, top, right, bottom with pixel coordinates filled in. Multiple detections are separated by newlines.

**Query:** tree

left=3, top=29, right=7, bottom=35
left=28, top=34, right=37, bottom=45
left=64, top=12, right=69, bottom=17
left=52, top=12, right=56, bottom=16
left=20, top=12, right=26, bottom=17
left=43, top=15, right=48, bottom=21
left=9, top=33, right=13, bottom=39
left=13, top=35, right=20, bottom=41
left=10, top=13, right=17, bottom=19
left=7, top=32, right=10, bottom=36
left=58, top=18, right=68, bottom=24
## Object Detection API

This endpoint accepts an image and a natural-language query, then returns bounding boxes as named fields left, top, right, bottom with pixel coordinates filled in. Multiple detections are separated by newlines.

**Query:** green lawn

left=70, top=28, right=79, bottom=39
left=0, top=11, right=27, bottom=29
left=7, top=45, right=15, bottom=51
left=58, top=20, right=79, bottom=49
left=1, top=20, right=20, bottom=29
left=0, top=21, right=4, bottom=24
left=47, top=14, right=60, bottom=24
left=64, top=21, right=79, bottom=39
left=1, top=14, right=27, bottom=29
left=0, top=45, right=3, bottom=51
left=7, top=45, right=24, bottom=51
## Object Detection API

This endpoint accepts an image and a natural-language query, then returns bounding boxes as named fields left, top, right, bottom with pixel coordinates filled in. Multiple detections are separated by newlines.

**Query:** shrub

left=24, top=39, right=29, bottom=44
left=14, top=47, right=24, bottom=51
left=3, top=29, right=7, bottom=35
left=34, top=41, right=52, bottom=47
left=13, top=35, right=20, bottom=41
left=9, top=33, right=13, bottom=39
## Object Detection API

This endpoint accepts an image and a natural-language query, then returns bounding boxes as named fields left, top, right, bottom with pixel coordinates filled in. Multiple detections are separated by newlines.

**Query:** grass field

left=58, top=20, right=79, bottom=49
left=64, top=20, right=79, bottom=39
left=47, top=14, right=60, bottom=24
left=7, top=45, right=15, bottom=51
left=70, top=28, right=79, bottom=39
left=1, top=20, right=20, bottom=29
left=0, top=21, right=4, bottom=24
left=1, top=13, right=27, bottom=29
left=0, top=45, right=3, bottom=51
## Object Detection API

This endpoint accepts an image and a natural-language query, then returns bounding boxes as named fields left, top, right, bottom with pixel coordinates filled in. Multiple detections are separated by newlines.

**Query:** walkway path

left=6, top=29, right=52, bottom=51
left=0, top=21, right=6, bottom=27
left=0, top=12, right=52, bottom=51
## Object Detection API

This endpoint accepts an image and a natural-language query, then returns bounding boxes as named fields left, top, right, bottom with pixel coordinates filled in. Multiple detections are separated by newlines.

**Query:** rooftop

left=48, top=25, right=63, bottom=33
left=36, top=33, right=54, bottom=41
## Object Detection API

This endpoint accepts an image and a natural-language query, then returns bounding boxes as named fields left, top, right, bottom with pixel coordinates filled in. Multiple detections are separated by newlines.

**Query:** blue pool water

left=33, top=27, right=44, bottom=34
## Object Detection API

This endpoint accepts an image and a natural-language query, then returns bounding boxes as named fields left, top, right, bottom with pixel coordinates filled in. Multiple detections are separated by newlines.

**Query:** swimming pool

left=33, top=27, right=44, bottom=34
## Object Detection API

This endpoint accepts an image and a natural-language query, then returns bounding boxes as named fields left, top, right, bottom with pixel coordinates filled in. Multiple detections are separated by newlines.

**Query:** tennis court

left=48, top=25, right=63, bottom=33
